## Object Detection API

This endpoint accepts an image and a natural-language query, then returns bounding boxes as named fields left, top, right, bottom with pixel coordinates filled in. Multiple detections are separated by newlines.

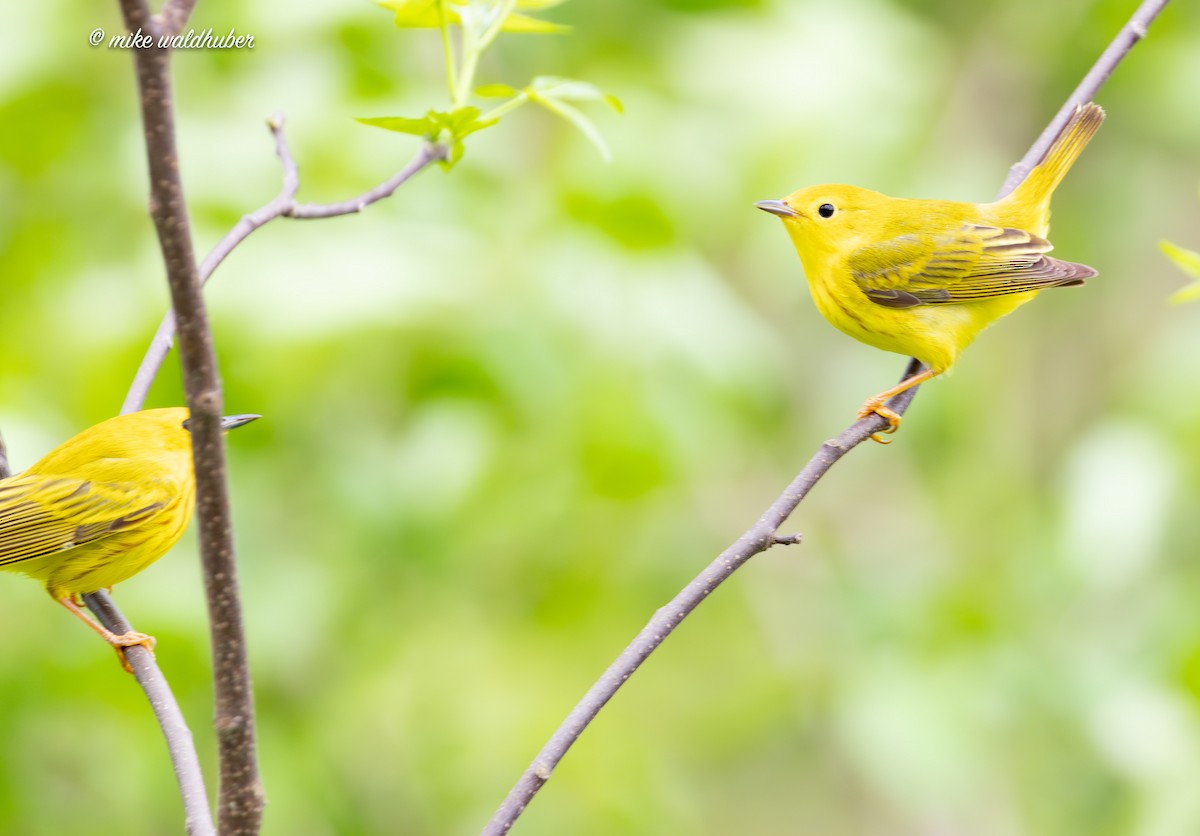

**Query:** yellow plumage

left=0, top=408, right=258, bottom=664
left=759, top=103, right=1104, bottom=440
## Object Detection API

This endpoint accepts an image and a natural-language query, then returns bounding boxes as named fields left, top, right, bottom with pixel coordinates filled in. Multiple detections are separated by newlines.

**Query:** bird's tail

left=1008, top=102, right=1105, bottom=206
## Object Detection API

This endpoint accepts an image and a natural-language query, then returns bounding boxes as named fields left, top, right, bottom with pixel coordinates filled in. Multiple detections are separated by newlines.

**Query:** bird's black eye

left=818, top=203, right=836, bottom=219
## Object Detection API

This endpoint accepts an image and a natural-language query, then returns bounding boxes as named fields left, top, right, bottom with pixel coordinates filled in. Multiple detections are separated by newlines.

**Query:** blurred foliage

left=1161, top=204, right=1200, bottom=303
left=0, top=0, right=1198, bottom=834
left=1162, top=240, right=1200, bottom=303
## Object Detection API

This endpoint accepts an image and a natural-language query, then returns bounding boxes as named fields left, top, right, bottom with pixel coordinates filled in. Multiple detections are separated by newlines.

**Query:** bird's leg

left=856, top=366, right=939, bottom=444
left=58, top=596, right=157, bottom=673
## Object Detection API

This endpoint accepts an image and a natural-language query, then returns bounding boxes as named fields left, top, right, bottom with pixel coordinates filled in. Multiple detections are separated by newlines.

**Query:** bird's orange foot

left=107, top=631, right=157, bottom=674
left=56, top=596, right=158, bottom=673
left=856, top=399, right=902, bottom=444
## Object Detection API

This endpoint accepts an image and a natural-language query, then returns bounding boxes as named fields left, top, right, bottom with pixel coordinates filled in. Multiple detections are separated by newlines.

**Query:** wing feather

left=0, top=475, right=169, bottom=567
left=850, top=224, right=1097, bottom=309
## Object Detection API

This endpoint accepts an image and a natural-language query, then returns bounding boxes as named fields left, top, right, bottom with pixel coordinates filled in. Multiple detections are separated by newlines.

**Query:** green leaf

left=522, top=76, right=621, bottom=160
left=492, top=12, right=568, bottom=33
left=1162, top=240, right=1200, bottom=304
left=379, top=0, right=450, bottom=29
left=358, top=107, right=497, bottom=169
left=1161, top=240, right=1200, bottom=278
left=378, top=0, right=567, bottom=32
left=1171, top=283, right=1200, bottom=305
left=475, top=83, right=519, bottom=98
left=529, top=76, right=623, bottom=113
left=528, top=90, right=611, bottom=161
left=355, top=114, right=438, bottom=136
left=431, top=105, right=499, bottom=137
left=357, top=107, right=496, bottom=139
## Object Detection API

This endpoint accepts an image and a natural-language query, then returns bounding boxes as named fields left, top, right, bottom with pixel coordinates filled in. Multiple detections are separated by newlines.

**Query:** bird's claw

left=108, top=631, right=157, bottom=674
left=857, top=399, right=902, bottom=445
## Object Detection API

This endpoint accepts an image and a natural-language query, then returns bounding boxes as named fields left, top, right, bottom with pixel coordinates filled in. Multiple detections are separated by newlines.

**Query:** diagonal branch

left=482, top=2, right=1170, bottom=832
left=998, top=0, right=1169, bottom=199
left=122, top=116, right=446, bottom=414
left=117, top=0, right=263, bottom=832
left=83, top=590, right=216, bottom=836
left=483, top=361, right=924, bottom=834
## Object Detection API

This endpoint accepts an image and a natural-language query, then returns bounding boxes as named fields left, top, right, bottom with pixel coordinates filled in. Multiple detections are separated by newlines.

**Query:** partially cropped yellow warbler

left=759, top=103, right=1104, bottom=440
left=0, top=408, right=258, bottom=664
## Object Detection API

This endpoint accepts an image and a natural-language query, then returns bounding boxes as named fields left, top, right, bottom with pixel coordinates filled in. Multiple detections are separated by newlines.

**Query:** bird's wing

left=0, top=474, right=170, bottom=567
left=849, top=224, right=1097, bottom=308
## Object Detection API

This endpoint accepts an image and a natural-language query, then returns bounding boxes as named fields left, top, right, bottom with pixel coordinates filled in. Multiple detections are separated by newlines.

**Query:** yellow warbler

left=0, top=408, right=258, bottom=665
left=759, top=103, right=1104, bottom=441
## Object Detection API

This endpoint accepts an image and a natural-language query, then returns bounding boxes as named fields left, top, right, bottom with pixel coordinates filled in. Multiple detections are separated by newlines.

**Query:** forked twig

left=122, top=117, right=446, bottom=414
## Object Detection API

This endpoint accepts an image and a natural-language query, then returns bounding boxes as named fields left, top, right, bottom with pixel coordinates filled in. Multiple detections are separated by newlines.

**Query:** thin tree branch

left=117, top=1, right=263, bottom=832
left=284, top=145, right=444, bottom=218
left=481, top=361, right=925, bottom=835
left=483, top=2, right=1169, bottom=831
left=998, top=0, right=1168, bottom=199
left=83, top=590, right=216, bottom=836
left=122, top=115, right=446, bottom=414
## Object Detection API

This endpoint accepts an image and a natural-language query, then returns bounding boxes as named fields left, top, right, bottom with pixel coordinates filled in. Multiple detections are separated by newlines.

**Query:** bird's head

left=26, top=408, right=261, bottom=481
left=756, top=184, right=884, bottom=260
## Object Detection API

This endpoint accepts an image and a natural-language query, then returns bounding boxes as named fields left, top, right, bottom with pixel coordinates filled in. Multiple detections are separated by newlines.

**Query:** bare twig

left=83, top=590, right=216, bottom=836
left=117, top=1, right=263, bottom=832
left=122, top=116, right=446, bottom=414
left=284, top=145, right=445, bottom=218
left=483, top=2, right=1169, bottom=831
left=998, top=0, right=1169, bottom=199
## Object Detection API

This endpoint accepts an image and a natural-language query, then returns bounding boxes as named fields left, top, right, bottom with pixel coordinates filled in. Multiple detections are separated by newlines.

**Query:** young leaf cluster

left=360, top=0, right=621, bottom=166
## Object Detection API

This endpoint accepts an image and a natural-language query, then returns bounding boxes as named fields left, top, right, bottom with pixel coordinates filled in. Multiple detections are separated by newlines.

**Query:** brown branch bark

left=117, top=0, right=263, bottom=833
left=482, top=1, right=1170, bottom=832
left=110, top=42, right=444, bottom=836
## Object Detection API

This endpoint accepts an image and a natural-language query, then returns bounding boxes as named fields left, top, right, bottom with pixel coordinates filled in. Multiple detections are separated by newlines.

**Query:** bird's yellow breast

left=777, top=191, right=1048, bottom=372
left=0, top=408, right=198, bottom=599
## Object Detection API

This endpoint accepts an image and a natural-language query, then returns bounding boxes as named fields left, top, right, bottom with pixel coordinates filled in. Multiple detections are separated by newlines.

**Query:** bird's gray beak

left=220, top=414, right=261, bottom=431
left=755, top=199, right=800, bottom=218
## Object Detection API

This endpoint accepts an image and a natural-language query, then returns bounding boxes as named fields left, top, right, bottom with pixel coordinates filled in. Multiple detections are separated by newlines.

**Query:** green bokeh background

left=1, top=1, right=1198, bottom=833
